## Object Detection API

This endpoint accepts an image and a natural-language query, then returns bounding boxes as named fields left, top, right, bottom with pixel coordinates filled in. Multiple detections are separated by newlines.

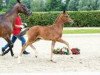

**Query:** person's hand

left=20, top=25, right=24, bottom=29
left=23, top=23, right=28, bottom=28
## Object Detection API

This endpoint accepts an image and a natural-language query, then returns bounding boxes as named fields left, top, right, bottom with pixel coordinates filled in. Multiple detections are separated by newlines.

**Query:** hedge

left=1, top=11, right=100, bottom=27
left=21, top=11, right=100, bottom=27
left=68, top=11, right=100, bottom=27
left=21, top=12, right=60, bottom=27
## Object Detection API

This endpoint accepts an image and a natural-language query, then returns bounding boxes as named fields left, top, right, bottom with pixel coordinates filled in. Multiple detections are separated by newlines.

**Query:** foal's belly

left=40, top=33, right=62, bottom=41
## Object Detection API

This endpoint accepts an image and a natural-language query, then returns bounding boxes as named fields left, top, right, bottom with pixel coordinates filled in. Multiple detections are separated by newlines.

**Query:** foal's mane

left=53, top=13, right=61, bottom=24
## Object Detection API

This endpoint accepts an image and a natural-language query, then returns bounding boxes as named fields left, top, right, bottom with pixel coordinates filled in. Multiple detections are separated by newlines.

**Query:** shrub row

left=19, top=11, right=100, bottom=27
left=69, top=11, right=100, bottom=27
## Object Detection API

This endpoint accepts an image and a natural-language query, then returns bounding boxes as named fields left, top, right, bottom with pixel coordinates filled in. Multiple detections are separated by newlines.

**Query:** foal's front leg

left=57, top=38, right=72, bottom=55
left=50, top=41, right=55, bottom=62
left=30, top=44, right=38, bottom=58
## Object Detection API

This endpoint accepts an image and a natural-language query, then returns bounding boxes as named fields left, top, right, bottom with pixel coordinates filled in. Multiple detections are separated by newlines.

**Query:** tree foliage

left=0, top=0, right=2, bottom=10
left=45, top=0, right=62, bottom=11
left=68, top=0, right=79, bottom=11
left=30, top=0, right=46, bottom=11
left=1, top=0, right=100, bottom=11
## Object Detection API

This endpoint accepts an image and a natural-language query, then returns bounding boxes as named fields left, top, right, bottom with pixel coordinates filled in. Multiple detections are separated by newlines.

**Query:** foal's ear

left=17, top=0, right=21, bottom=3
left=63, top=10, right=66, bottom=14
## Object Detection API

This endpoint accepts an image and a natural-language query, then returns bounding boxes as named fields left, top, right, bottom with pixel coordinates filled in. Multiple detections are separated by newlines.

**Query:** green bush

left=68, top=11, right=100, bottom=27
left=1, top=11, right=100, bottom=27
left=21, top=12, right=59, bottom=27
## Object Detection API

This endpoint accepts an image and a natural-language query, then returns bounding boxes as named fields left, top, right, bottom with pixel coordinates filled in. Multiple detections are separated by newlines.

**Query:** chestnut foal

left=18, top=11, right=73, bottom=63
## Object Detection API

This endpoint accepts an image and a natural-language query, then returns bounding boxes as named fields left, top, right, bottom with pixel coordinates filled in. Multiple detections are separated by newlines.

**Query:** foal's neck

left=53, top=16, right=64, bottom=31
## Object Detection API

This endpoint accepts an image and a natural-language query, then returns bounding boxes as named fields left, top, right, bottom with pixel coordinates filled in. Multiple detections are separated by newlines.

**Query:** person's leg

left=11, top=35, right=17, bottom=44
left=17, top=36, right=30, bottom=54
left=8, top=35, right=17, bottom=55
left=2, top=44, right=9, bottom=51
left=2, top=35, right=17, bottom=52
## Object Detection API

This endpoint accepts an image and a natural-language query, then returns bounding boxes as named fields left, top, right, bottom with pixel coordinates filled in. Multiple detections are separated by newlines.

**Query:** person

left=2, top=14, right=30, bottom=55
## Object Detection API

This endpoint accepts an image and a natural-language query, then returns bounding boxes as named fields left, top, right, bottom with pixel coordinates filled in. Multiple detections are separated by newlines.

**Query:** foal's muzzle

left=69, top=19, right=74, bottom=25
left=70, top=20, right=74, bottom=24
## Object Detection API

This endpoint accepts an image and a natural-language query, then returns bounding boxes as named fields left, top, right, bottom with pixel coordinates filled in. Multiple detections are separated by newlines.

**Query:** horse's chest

left=0, top=22, right=13, bottom=35
left=4, top=22, right=13, bottom=29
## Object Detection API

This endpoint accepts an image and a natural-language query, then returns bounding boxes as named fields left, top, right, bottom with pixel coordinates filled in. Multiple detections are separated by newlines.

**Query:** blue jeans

left=2, top=35, right=26, bottom=50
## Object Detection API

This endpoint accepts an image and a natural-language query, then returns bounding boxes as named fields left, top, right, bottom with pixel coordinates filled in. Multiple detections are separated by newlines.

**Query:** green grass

left=63, top=29, right=100, bottom=34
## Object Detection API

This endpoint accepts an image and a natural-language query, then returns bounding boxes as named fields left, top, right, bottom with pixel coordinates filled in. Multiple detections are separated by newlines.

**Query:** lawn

left=63, top=29, right=100, bottom=34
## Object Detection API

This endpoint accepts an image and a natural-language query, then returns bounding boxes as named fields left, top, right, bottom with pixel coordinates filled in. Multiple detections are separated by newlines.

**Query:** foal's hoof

left=18, top=58, right=21, bottom=64
left=35, top=56, right=38, bottom=58
left=70, top=56, right=73, bottom=59
left=13, top=55, right=18, bottom=58
left=50, top=60, right=56, bottom=63
left=18, top=60, right=21, bottom=64
left=0, top=54, right=3, bottom=56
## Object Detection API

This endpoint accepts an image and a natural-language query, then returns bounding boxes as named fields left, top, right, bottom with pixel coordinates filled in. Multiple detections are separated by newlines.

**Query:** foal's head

left=15, top=0, right=32, bottom=16
left=59, top=10, right=73, bottom=24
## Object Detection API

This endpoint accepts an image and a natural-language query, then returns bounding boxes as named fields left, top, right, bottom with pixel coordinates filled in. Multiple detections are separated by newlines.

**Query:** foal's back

left=27, top=25, right=62, bottom=41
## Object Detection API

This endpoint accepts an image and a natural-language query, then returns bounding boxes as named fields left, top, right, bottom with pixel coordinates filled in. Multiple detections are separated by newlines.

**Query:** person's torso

left=13, top=16, right=22, bottom=35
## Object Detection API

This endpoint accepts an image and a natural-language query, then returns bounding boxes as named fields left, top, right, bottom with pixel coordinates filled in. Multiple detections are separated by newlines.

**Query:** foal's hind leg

left=18, top=41, right=32, bottom=63
left=30, top=44, right=38, bottom=58
left=29, top=38, right=41, bottom=58
left=57, top=38, right=72, bottom=54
